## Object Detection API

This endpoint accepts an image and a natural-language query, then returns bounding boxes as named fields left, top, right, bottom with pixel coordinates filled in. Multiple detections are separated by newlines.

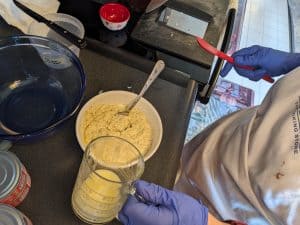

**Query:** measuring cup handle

left=128, top=185, right=148, bottom=204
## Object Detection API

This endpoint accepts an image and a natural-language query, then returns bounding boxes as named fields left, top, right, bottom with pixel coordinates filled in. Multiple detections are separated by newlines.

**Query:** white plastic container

left=28, top=13, right=85, bottom=57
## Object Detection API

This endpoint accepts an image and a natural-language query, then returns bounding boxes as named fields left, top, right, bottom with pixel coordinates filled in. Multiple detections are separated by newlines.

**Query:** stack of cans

left=0, top=151, right=32, bottom=224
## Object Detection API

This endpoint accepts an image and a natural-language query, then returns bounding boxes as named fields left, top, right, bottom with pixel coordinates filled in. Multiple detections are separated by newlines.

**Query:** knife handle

left=14, top=0, right=87, bottom=49
left=45, top=21, right=87, bottom=48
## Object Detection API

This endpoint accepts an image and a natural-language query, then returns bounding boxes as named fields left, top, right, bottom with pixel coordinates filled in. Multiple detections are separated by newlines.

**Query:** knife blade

left=145, top=0, right=168, bottom=13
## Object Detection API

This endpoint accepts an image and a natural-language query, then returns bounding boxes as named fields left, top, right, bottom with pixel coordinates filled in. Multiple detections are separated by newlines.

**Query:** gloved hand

left=118, top=180, right=208, bottom=225
left=220, top=45, right=300, bottom=81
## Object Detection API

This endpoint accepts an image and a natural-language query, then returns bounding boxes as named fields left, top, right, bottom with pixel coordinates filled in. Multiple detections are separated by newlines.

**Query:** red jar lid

left=99, top=3, right=130, bottom=23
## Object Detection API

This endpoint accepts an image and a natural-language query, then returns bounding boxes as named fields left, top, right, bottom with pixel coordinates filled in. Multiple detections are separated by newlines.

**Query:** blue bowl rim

left=0, top=35, right=86, bottom=141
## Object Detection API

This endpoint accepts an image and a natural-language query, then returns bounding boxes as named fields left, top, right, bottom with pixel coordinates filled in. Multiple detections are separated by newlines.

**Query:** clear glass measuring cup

left=71, top=136, right=144, bottom=224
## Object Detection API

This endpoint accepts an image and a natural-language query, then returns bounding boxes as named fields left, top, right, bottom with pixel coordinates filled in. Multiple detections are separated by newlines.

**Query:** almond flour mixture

left=72, top=169, right=123, bottom=223
left=81, top=104, right=152, bottom=157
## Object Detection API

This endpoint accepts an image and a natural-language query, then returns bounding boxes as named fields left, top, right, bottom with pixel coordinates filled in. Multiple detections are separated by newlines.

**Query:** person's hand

left=220, top=45, right=300, bottom=81
left=118, top=180, right=208, bottom=225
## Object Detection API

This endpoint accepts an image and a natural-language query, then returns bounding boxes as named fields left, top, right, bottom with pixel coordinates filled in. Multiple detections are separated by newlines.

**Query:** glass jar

left=71, top=136, right=144, bottom=224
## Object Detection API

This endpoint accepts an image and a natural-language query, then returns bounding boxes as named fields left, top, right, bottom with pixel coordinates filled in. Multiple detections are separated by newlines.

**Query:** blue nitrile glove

left=118, top=180, right=208, bottom=225
left=220, top=45, right=300, bottom=81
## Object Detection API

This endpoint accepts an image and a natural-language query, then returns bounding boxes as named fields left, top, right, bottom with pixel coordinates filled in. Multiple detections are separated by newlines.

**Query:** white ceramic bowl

left=75, top=90, right=163, bottom=162
left=99, top=3, right=130, bottom=31
left=100, top=17, right=129, bottom=31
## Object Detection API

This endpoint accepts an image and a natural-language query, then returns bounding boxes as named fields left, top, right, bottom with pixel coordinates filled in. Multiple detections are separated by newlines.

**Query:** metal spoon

left=119, top=60, right=165, bottom=116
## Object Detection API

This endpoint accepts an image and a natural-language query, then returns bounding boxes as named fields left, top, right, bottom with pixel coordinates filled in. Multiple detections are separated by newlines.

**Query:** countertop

left=0, top=19, right=198, bottom=225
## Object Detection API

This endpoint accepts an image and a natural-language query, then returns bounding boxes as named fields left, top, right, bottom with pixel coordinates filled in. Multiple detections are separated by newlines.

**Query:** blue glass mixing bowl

left=0, top=36, right=86, bottom=141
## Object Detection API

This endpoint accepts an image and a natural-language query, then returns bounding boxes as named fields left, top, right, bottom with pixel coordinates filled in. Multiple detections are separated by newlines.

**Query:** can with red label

left=0, top=204, right=32, bottom=225
left=0, top=151, right=31, bottom=207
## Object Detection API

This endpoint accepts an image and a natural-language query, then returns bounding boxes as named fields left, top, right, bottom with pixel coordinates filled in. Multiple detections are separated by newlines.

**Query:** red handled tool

left=196, top=37, right=274, bottom=83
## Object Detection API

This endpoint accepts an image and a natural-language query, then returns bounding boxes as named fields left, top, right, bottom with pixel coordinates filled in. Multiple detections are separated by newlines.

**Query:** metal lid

left=0, top=204, right=25, bottom=225
left=0, top=151, right=20, bottom=199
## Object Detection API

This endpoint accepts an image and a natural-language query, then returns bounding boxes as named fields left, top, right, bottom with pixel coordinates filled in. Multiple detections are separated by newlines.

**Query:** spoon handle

left=126, top=60, right=165, bottom=111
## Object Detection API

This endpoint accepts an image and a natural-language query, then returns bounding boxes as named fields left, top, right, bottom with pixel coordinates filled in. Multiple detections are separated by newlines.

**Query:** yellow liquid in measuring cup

left=72, top=169, right=123, bottom=223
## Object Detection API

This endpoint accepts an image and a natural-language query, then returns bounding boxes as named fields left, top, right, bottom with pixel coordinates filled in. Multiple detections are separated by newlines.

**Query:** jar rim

left=84, top=135, right=145, bottom=184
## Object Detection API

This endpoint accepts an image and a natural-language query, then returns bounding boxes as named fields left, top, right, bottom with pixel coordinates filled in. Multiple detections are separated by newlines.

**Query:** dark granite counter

left=0, top=18, right=198, bottom=225
left=131, top=0, right=230, bottom=68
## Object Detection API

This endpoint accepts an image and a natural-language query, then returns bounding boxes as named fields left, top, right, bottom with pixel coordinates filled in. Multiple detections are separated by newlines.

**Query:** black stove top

left=58, top=0, right=235, bottom=103
left=59, top=0, right=157, bottom=59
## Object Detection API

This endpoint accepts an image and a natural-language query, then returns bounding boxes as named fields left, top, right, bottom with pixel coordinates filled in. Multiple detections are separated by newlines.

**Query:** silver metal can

left=0, top=151, right=31, bottom=207
left=0, top=204, right=32, bottom=225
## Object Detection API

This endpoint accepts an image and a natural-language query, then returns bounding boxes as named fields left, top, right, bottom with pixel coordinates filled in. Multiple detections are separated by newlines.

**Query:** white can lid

left=0, top=151, right=21, bottom=199
left=0, top=204, right=26, bottom=225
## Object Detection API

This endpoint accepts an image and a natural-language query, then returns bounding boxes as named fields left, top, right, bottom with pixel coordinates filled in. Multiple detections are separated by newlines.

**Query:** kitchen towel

left=0, top=0, right=60, bottom=33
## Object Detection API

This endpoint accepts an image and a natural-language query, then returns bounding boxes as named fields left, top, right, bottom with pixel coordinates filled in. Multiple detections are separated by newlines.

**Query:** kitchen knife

left=196, top=37, right=274, bottom=83
left=13, top=0, right=87, bottom=48
left=145, top=0, right=168, bottom=13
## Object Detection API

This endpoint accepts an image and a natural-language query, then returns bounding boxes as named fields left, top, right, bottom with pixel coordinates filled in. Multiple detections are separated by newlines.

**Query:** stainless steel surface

left=158, top=7, right=208, bottom=38
left=0, top=151, right=20, bottom=200
left=120, top=60, right=165, bottom=115
left=145, top=0, right=168, bottom=13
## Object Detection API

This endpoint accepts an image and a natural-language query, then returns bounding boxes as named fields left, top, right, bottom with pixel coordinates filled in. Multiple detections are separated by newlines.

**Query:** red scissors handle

left=196, top=37, right=274, bottom=83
